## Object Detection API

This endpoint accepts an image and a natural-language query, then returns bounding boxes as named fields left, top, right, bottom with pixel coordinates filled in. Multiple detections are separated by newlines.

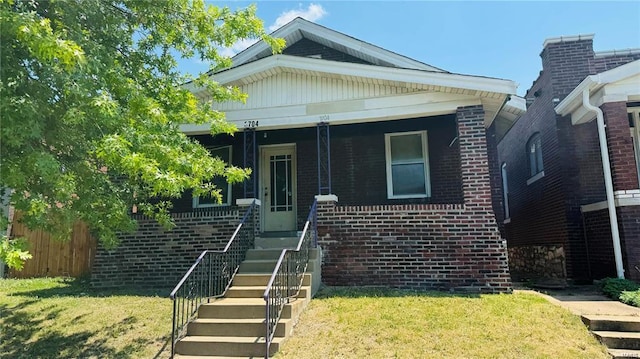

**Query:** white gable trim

left=232, top=17, right=442, bottom=72
left=555, top=60, right=640, bottom=124
left=211, top=55, right=516, bottom=96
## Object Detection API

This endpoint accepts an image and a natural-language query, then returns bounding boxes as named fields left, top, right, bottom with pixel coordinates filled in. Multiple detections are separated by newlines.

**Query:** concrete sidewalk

left=518, top=285, right=640, bottom=317
left=518, top=285, right=640, bottom=359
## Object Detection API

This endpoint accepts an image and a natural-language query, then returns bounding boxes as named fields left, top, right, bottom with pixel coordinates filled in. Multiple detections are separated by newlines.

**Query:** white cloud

left=219, top=3, right=328, bottom=57
left=269, top=3, right=327, bottom=32
left=218, top=38, right=259, bottom=58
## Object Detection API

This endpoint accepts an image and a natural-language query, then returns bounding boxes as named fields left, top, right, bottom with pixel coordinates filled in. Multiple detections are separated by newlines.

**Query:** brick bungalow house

left=496, top=34, right=640, bottom=283
left=92, top=18, right=518, bottom=293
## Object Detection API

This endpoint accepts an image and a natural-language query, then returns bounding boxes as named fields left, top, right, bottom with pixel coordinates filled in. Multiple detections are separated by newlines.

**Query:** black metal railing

left=169, top=201, right=256, bottom=358
left=263, top=199, right=317, bottom=358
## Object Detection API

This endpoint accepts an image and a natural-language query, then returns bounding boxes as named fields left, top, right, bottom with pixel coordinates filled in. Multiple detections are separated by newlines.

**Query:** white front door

left=261, top=144, right=297, bottom=232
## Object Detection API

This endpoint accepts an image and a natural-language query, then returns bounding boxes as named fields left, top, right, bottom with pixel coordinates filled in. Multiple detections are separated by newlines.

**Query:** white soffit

left=231, top=17, right=444, bottom=72
left=555, top=59, right=640, bottom=125
left=211, top=55, right=517, bottom=96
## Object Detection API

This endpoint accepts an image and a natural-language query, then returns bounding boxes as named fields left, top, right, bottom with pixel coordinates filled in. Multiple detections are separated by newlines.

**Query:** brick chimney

left=540, top=34, right=595, bottom=101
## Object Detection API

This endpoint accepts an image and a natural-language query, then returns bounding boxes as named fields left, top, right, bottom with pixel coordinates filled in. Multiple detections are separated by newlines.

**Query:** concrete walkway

left=518, top=285, right=640, bottom=359
left=518, top=285, right=640, bottom=317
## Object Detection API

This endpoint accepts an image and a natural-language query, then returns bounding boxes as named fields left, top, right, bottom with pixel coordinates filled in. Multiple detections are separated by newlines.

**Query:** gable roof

left=555, top=59, right=640, bottom=124
left=231, top=17, right=446, bottom=72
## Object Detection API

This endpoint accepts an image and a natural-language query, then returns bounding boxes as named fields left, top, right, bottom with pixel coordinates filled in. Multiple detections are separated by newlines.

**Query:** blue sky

left=181, top=1, right=640, bottom=96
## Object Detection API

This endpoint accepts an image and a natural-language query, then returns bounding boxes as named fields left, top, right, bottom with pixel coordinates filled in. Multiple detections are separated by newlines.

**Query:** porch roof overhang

left=555, top=59, right=640, bottom=125
left=181, top=55, right=519, bottom=134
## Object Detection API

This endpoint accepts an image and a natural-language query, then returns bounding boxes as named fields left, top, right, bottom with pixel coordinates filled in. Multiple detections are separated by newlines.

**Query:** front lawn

left=0, top=277, right=172, bottom=359
left=276, top=287, right=609, bottom=359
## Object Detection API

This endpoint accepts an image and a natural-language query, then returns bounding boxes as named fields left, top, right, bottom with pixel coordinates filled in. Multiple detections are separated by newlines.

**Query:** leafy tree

left=0, top=0, right=284, bottom=269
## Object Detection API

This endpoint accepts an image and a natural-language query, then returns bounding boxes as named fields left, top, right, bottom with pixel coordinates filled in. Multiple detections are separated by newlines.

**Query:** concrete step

left=198, top=298, right=306, bottom=319
left=245, top=248, right=320, bottom=261
left=187, top=318, right=291, bottom=337
left=226, top=285, right=310, bottom=299
left=592, top=331, right=640, bottom=350
left=232, top=273, right=312, bottom=287
left=238, top=260, right=277, bottom=273
left=254, top=237, right=299, bottom=249
left=582, top=315, right=640, bottom=332
left=175, top=336, right=283, bottom=357
left=608, top=348, right=640, bottom=358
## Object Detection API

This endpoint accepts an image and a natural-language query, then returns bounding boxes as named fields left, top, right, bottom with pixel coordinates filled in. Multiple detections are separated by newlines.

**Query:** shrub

left=600, top=278, right=640, bottom=299
left=620, top=290, right=640, bottom=308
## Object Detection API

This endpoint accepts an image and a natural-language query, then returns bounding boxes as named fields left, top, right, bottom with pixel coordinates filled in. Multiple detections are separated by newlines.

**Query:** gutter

left=581, top=88, right=625, bottom=279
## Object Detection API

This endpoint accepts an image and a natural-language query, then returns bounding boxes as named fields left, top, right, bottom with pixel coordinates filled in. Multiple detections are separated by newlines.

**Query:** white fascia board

left=505, top=96, right=526, bottom=114
left=556, top=59, right=640, bottom=120
left=215, top=55, right=517, bottom=96
left=180, top=93, right=480, bottom=134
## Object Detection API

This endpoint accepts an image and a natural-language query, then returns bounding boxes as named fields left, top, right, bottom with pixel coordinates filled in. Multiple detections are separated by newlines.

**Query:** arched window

left=527, top=133, right=544, bottom=177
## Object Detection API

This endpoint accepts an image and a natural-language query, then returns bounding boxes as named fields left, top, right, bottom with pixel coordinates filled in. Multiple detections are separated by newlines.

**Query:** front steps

left=582, top=315, right=640, bottom=358
left=174, top=237, right=320, bottom=358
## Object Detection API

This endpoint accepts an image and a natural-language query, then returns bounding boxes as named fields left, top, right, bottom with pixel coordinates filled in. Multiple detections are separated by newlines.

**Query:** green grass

left=0, top=279, right=610, bottom=359
left=276, top=287, right=610, bottom=359
left=0, top=277, right=172, bottom=359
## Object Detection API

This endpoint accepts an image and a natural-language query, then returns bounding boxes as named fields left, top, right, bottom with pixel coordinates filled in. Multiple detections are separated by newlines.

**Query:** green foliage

left=0, top=0, right=284, bottom=269
left=619, top=289, right=640, bottom=307
left=0, top=236, right=32, bottom=270
left=600, top=277, right=640, bottom=299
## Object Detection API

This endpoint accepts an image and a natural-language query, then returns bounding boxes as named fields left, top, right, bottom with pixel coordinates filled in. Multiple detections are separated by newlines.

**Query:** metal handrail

left=262, top=199, right=317, bottom=358
left=169, top=200, right=256, bottom=358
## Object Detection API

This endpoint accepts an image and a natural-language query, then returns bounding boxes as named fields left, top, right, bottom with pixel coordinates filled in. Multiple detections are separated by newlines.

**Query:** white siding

left=215, top=72, right=418, bottom=111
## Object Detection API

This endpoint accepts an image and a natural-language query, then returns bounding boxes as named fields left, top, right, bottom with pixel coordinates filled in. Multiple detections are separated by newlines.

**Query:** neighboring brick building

left=93, top=17, right=520, bottom=292
left=497, top=34, right=640, bottom=283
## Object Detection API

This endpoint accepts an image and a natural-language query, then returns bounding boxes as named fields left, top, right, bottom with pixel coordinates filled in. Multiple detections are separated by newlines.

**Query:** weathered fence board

left=9, top=212, right=97, bottom=278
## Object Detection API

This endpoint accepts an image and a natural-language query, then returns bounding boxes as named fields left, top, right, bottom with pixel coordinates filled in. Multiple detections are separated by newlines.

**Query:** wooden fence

left=9, top=212, right=97, bottom=278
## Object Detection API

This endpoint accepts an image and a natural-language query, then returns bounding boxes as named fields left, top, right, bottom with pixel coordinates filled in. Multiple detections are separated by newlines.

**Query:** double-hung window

left=193, top=146, right=232, bottom=208
left=527, top=133, right=544, bottom=183
left=629, top=109, right=640, bottom=183
left=385, top=131, right=431, bottom=199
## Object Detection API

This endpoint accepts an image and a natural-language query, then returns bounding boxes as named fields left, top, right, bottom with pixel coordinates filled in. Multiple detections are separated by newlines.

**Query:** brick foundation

left=91, top=205, right=257, bottom=290
left=508, top=245, right=566, bottom=281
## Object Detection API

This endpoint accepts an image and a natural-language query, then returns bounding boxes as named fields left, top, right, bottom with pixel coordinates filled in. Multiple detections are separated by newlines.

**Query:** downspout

left=582, top=88, right=624, bottom=279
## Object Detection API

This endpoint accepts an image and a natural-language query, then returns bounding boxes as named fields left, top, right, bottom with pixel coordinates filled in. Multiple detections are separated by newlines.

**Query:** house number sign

left=244, top=120, right=259, bottom=128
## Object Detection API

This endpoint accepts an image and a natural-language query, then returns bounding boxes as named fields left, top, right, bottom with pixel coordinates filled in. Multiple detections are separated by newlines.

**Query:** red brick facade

left=497, top=36, right=640, bottom=282
left=317, top=105, right=512, bottom=293
left=92, top=206, right=256, bottom=289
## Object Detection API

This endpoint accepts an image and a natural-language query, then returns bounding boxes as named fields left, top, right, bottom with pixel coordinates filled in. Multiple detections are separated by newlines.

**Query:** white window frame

left=628, top=108, right=640, bottom=184
left=526, top=133, right=544, bottom=184
left=193, top=145, right=232, bottom=208
left=501, top=162, right=510, bottom=220
left=384, top=130, right=431, bottom=199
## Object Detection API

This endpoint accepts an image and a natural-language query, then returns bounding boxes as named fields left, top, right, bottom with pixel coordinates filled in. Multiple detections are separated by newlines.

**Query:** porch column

left=602, top=101, right=639, bottom=190
left=316, top=122, right=332, bottom=195
left=456, top=105, right=493, bottom=208
left=243, top=128, right=257, bottom=198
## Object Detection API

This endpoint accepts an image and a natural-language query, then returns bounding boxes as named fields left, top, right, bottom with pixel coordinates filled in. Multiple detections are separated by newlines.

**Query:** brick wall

left=619, top=206, right=640, bottom=281
left=91, top=206, right=252, bottom=290
left=317, top=105, right=512, bottom=293
left=583, top=209, right=617, bottom=279
left=497, top=37, right=640, bottom=282
left=594, top=52, right=640, bottom=73
left=602, top=101, right=640, bottom=190
left=583, top=205, right=640, bottom=281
